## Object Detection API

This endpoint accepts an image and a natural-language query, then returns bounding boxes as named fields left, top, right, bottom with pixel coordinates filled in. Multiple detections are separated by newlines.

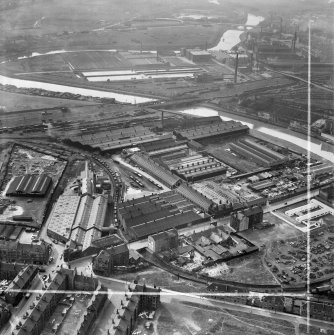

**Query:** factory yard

left=0, top=145, right=66, bottom=227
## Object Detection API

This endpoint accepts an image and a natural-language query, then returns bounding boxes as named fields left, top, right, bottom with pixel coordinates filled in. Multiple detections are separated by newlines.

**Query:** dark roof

left=6, top=174, right=52, bottom=197
left=244, top=206, right=263, bottom=216
left=140, top=137, right=183, bottom=152
left=130, top=211, right=203, bottom=239
left=149, top=229, right=178, bottom=242
left=175, top=121, right=249, bottom=141
left=130, top=153, right=180, bottom=187
left=108, top=243, right=129, bottom=255
left=91, top=234, right=123, bottom=249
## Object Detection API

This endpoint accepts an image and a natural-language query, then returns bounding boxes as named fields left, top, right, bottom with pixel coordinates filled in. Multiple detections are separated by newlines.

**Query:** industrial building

left=148, top=229, right=178, bottom=253
left=230, top=206, right=264, bottom=232
left=255, top=42, right=296, bottom=59
left=285, top=199, right=334, bottom=225
left=47, top=195, right=81, bottom=243
left=306, top=163, right=334, bottom=178
left=68, top=125, right=170, bottom=152
left=230, top=137, right=287, bottom=168
left=69, top=194, right=108, bottom=251
left=6, top=174, right=52, bottom=197
left=79, top=160, right=96, bottom=195
left=140, top=138, right=188, bottom=157
left=0, top=239, right=51, bottom=265
left=92, top=244, right=129, bottom=276
left=130, top=153, right=182, bottom=188
left=0, top=224, right=24, bottom=241
left=47, top=191, right=108, bottom=247
left=176, top=184, right=213, bottom=212
left=174, top=120, right=249, bottom=141
left=169, top=153, right=227, bottom=181
left=4, top=265, right=38, bottom=305
left=118, top=192, right=210, bottom=240
left=181, top=48, right=212, bottom=62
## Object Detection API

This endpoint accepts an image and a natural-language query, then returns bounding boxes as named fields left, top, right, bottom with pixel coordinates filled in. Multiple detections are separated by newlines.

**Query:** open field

left=0, top=0, right=242, bottom=60
left=156, top=300, right=296, bottom=335
left=0, top=0, right=233, bottom=35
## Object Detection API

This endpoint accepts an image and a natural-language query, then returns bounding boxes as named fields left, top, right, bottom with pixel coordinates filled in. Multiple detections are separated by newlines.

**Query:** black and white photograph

left=0, top=0, right=333, bottom=334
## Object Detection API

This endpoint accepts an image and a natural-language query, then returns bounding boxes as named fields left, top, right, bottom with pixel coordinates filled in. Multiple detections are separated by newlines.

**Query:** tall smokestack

left=234, top=52, right=239, bottom=84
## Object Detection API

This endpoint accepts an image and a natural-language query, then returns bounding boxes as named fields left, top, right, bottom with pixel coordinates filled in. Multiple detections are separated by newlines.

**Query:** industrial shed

left=174, top=121, right=249, bottom=141
left=6, top=174, right=52, bottom=197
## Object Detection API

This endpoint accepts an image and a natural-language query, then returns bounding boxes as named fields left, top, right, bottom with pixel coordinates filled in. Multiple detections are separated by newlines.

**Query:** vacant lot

left=156, top=300, right=296, bottom=335
left=223, top=251, right=278, bottom=285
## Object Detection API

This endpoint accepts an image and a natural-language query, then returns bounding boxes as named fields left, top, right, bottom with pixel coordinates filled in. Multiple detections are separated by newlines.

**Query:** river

left=174, top=106, right=334, bottom=162
left=209, top=13, right=264, bottom=51
left=0, top=74, right=154, bottom=104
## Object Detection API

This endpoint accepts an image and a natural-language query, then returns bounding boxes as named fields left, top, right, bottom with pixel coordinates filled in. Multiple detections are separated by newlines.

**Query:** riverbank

left=0, top=74, right=156, bottom=104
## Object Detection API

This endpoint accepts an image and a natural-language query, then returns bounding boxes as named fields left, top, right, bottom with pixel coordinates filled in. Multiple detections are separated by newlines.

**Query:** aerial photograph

left=0, top=0, right=333, bottom=334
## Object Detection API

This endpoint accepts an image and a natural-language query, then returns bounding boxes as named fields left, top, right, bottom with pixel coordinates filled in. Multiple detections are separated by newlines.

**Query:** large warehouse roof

left=47, top=195, right=81, bottom=241
left=129, top=211, right=205, bottom=239
left=6, top=174, right=52, bottom=197
left=130, top=153, right=181, bottom=188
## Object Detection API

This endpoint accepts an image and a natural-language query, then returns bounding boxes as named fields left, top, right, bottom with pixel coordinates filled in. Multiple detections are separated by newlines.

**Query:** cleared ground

left=239, top=213, right=304, bottom=246
left=223, top=251, right=278, bottom=285
left=156, top=300, right=296, bottom=335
